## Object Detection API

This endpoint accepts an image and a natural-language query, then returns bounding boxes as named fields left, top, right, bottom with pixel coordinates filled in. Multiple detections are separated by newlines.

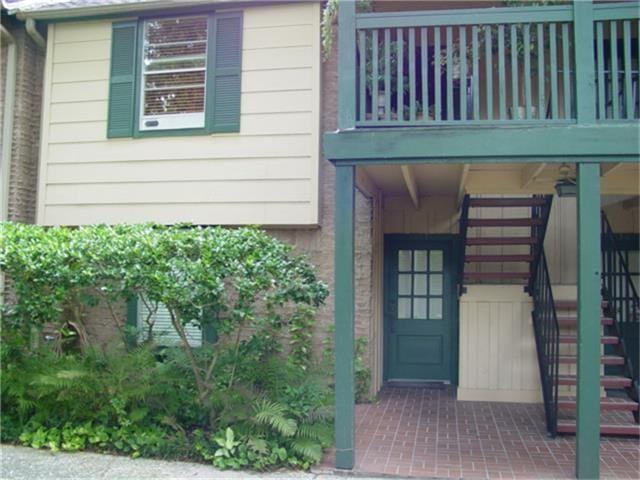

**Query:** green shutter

left=108, top=21, right=138, bottom=138
left=209, top=12, right=243, bottom=133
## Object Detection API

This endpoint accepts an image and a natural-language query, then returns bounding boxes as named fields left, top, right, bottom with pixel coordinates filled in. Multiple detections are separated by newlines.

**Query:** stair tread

left=468, top=218, right=544, bottom=227
left=469, top=197, right=548, bottom=207
left=555, top=300, right=608, bottom=309
left=558, top=397, right=639, bottom=411
left=557, top=315, right=614, bottom=326
left=465, top=254, right=534, bottom=263
left=558, top=355, right=625, bottom=365
left=559, top=335, right=619, bottom=344
left=557, top=421, right=640, bottom=436
left=466, top=237, right=538, bottom=245
left=557, top=375, right=632, bottom=387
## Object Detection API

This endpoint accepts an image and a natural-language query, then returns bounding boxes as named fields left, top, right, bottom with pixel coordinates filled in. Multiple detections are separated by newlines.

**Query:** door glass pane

left=398, top=298, right=411, bottom=319
left=413, top=274, right=427, bottom=295
left=398, top=250, right=412, bottom=272
left=398, top=274, right=412, bottom=295
left=413, top=298, right=427, bottom=319
left=429, top=298, right=443, bottom=319
left=430, top=250, right=443, bottom=271
left=628, top=251, right=639, bottom=272
left=414, top=250, right=427, bottom=271
left=430, top=274, right=443, bottom=296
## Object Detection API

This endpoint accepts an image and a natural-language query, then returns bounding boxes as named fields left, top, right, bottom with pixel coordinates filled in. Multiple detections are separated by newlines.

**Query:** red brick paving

left=321, top=386, right=640, bottom=479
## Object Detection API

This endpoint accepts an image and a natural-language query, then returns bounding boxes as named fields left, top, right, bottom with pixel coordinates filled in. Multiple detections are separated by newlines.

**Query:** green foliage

left=1, top=223, right=328, bottom=429
left=1, top=222, right=332, bottom=471
left=322, top=326, right=372, bottom=403
left=321, top=0, right=373, bottom=60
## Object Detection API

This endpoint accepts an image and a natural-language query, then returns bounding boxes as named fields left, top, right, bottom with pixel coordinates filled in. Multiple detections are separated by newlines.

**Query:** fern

left=252, top=400, right=297, bottom=437
left=305, top=405, right=334, bottom=423
left=290, top=438, right=322, bottom=462
left=296, top=422, right=332, bottom=445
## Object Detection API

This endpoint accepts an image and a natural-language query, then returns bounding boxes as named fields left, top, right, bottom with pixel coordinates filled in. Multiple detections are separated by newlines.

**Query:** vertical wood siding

left=458, top=285, right=542, bottom=403
left=37, top=3, right=321, bottom=226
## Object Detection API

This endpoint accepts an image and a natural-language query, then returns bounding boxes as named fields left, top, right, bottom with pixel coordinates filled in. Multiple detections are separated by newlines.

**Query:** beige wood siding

left=37, top=3, right=321, bottom=226
left=382, top=195, right=459, bottom=234
left=458, top=285, right=542, bottom=403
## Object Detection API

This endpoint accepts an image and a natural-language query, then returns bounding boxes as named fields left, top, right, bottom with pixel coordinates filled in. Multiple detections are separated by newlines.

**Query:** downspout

left=1, top=25, right=17, bottom=302
left=1, top=25, right=17, bottom=223
left=25, top=19, right=46, bottom=49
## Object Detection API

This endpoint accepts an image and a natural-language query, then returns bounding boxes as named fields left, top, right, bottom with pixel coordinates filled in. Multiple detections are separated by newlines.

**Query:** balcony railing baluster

left=352, top=2, right=639, bottom=127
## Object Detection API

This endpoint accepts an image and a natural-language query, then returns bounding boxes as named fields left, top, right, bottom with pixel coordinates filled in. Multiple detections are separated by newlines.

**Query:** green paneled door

left=384, top=236, right=456, bottom=382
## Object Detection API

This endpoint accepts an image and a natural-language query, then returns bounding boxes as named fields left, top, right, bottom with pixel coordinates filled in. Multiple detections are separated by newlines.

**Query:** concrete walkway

left=0, top=445, right=375, bottom=480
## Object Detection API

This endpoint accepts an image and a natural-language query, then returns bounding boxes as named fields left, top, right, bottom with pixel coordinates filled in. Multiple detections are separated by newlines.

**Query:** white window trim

left=138, top=15, right=209, bottom=132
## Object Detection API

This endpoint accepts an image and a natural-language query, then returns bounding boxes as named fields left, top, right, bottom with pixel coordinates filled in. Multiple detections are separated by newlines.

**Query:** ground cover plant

left=0, top=223, right=331, bottom=470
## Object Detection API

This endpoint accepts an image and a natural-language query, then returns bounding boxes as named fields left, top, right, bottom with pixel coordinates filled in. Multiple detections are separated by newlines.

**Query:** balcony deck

left=326, top=2, right=639, bottom=164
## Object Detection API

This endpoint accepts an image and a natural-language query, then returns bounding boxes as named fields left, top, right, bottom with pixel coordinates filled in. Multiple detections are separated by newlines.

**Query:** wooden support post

left=573, top=0, right=596, bottom=123
left=338, top=0, right=356, bottom=130
left=576, top=162, right=601, bottom=480
left=334, top=164, right=355, bottom=470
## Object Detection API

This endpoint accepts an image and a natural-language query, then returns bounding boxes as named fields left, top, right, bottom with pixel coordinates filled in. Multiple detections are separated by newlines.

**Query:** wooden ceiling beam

left=521, top=163, right=547, bottom=188
left=400, top=164, right=420, bottom=209
left=457, top=164, right=470, bottom=206
left=601, top=163, right=623, bottom=177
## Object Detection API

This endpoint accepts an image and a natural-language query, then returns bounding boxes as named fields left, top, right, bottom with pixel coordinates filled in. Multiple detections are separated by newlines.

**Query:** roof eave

left=8, top=0, right=320, bottom=20
left=9, top=0, right=236, bottom=20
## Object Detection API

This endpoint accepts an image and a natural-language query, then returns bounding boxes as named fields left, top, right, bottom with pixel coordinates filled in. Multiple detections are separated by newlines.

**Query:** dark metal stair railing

left=531, top=249, right=560, bottom=436
left=457, top=194, right=471, bottom=296
left=527, top=195, right=554, bottom=294
left=601, top=212, right=640, bottom=416
left=529, top=195, right=559, bottom=436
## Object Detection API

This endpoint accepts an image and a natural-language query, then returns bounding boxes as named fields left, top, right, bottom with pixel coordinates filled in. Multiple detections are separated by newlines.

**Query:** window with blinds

left=138, top=300, right=203, bottom=347
left=140, top=16, right=208, bottom=131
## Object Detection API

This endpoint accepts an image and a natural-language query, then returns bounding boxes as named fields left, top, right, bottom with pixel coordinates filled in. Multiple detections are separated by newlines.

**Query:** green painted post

left=576, top=162, right=601, bottom=480
left=573, top=0, right=596, bottom=123
left=334, top=165, right=355, bottom=470
left=338, top=0, right=356, bottom=130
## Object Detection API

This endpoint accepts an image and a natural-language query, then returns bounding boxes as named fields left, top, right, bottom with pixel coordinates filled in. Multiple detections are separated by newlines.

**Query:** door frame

left=382, top=233, right=460, bottom=385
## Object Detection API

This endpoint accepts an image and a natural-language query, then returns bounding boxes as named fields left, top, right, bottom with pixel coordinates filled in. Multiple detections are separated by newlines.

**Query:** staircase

left=458, top=195, right=639, bottom=437
left=458, top=195, right=552, bottom=292
left=552, top=298, right=640, bottom=436
left=527, top=210, right=639, bottom=437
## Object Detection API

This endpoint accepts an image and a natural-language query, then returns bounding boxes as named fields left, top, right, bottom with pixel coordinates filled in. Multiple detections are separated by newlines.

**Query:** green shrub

left=0, top=223, right=332, bottom=470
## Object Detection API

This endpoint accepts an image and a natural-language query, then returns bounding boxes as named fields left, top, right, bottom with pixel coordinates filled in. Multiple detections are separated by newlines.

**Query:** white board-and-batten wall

left=37, top=2, right=321, bottom=226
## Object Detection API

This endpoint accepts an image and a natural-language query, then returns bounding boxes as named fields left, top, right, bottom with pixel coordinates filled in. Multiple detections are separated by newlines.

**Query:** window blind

left=141, top=16, right=208, bottom=129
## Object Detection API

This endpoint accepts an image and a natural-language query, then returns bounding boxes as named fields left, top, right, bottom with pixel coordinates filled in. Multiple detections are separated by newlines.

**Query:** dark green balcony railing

left=351, top=2, right=639, bottom=128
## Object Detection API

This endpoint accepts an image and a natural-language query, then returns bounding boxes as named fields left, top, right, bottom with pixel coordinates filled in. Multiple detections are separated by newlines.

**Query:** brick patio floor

left=321, top=386, right=639, bottom=479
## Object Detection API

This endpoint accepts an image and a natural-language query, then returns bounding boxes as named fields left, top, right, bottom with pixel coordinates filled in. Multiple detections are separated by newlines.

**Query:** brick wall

left=0, top=25, right=44, bottom=224
left=269, top=37, right=375, bottom=372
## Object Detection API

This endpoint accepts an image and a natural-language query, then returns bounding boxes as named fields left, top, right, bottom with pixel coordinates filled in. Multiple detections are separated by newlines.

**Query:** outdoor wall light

left=554, top=163, right=576, bottom=197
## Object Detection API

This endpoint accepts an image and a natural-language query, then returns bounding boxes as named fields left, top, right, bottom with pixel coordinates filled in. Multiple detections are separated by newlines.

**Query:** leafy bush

left=0, top=223, right=332, bottom=470
left=322, top=326, right=372, bottom=403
